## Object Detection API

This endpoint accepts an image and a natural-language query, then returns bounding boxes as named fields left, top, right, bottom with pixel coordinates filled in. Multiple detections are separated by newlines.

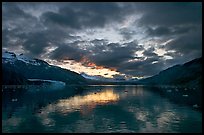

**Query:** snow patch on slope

left=17, top=54, right=41, bottom=66
left=2, top=51, right=16, bottom=59
left=2, top=51, right=41, bottom=66
left=81, top=73, right=100, bottom=80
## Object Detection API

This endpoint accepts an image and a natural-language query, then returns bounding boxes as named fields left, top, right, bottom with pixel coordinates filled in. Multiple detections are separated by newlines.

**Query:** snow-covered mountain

left=81, top=73, right=100, bottom=81
left=81, top=72, right=115, bottom=82
left=80, top=72, right=137, bottom=83
left=2, top=51, right=86, bottom=85
left=2, top=51, right=46, bottom=66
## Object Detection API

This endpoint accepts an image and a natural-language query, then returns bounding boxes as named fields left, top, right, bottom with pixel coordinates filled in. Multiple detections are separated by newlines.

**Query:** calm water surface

left=2, top=85, right=202, bottom=133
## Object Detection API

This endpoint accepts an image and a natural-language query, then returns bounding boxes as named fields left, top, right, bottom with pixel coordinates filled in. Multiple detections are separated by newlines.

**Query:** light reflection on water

left=2, top=85, right=202, bottom=133
left=57, top=89, right=119, bottom=112
left=37, top=89, right=120, bottom=125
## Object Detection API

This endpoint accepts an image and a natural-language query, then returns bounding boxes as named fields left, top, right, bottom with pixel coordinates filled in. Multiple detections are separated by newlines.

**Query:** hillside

left=138, top=57, right=202, bottom=88
left=2, top=51, right=87, bottom=85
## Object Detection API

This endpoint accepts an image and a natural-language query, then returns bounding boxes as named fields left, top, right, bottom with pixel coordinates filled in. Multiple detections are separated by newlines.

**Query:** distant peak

left=2, top=51, right=16, bottom=59
left=2, top=50, right=42, bottom=66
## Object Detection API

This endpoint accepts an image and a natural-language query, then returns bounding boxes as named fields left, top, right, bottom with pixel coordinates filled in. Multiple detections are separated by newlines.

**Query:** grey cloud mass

left=2, top=2, right=202, bottom=78
left=89, top=41, right=143, bottom=68
left=137, top=2, right=202, bottom=26
left=41, top=2, right=129, bottom=30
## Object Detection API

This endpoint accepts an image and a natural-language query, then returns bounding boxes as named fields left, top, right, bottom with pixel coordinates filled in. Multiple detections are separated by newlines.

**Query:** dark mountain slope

left=2, top=51, right=87, bottom=85
left=138, top=57, right=202, bottom=88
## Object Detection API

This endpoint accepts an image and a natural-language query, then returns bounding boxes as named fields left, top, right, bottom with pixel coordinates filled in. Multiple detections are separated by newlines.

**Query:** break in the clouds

left=2, top=2, right=202, bottom=78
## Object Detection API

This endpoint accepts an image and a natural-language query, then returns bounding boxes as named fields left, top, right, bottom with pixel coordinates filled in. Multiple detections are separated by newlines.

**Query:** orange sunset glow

left=49, top=56, right=121, bottom=78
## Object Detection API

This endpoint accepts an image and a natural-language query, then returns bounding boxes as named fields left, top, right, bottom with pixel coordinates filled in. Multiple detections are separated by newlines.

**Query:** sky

left=2, top=2, right=202, bottom=79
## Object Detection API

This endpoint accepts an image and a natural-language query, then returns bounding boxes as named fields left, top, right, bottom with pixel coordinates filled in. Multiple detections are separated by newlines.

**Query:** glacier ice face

left=28, top=79, right=66, bottom=91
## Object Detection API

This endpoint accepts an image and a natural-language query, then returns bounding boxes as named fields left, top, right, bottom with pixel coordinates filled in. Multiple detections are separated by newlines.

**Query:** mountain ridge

left=2, top=51, right=87, bottom=85
left=137, top=57, right=202, bottom=89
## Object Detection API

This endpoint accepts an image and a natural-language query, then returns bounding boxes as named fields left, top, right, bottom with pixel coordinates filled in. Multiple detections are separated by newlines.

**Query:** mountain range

left=138, top=57, right=202, bottom=89
left=2, top=51, right=202, bottom=89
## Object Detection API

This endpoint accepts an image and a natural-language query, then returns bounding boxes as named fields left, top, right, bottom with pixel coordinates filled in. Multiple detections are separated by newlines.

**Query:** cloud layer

left=2, top=2, right=202, bottom=78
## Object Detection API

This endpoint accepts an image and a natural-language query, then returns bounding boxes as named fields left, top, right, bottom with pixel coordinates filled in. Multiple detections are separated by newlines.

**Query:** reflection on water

left=2, top=85, right=202, bottom=133
left=57, top=89, right=119, bottom=111
left=37, top=90, right=119, bottom=125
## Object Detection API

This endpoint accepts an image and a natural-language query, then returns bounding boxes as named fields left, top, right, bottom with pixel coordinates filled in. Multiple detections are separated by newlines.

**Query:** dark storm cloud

left=3, top=24, right=79, bottom=57
left=146, top=26, right=171, bottom=37
left=137, top=2, right=202, bottom=26
left=2, top=3, right=31, bottom=20
left=2, top=3, right=48, bottom=57
left=146, top=25, right=197, bottom=37
left=165, top=27, right=202, bottom=58
left=49, top=44, right=86, bottom=62
left=88, top=41, right=143, bottom=68
left=48, top=39, right=104, bottom=62
left=22, top=31, right=50, bottom=55
left=2, top=3, right=82, bottom=57
left=23, top=29, right=81, bottom=57
left=2, top=3, right=39, bottom=32
left=119, top=28, right=136, bottom=40
left=41, top=2, right=129, bottom=30
left=2, top=29, right=10, bottom=47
